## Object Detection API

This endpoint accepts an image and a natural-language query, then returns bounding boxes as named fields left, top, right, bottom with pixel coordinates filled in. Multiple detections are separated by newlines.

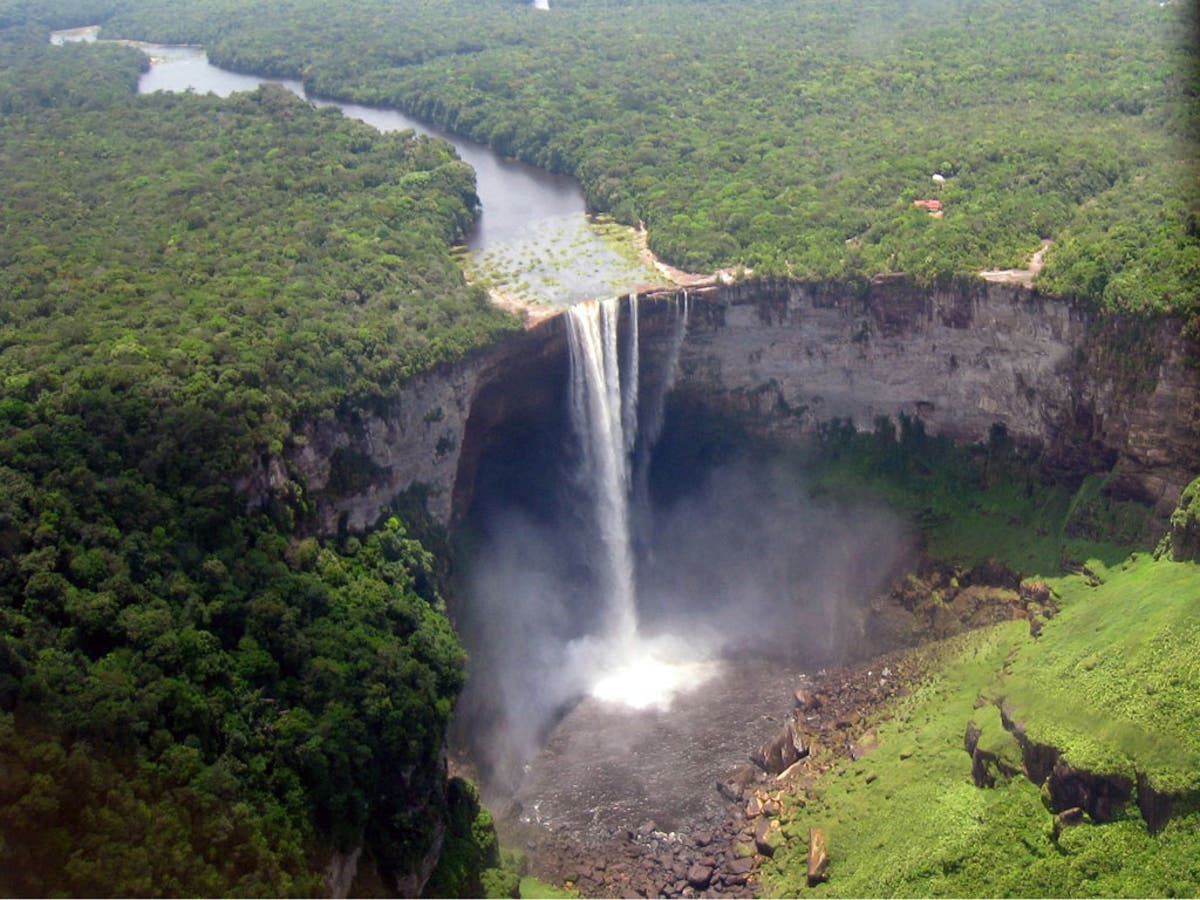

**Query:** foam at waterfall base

left=587, top=635, right=720, bottom=712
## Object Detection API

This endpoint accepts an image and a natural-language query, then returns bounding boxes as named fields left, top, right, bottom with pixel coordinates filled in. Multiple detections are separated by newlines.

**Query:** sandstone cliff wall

left=670, top=278, right=1199, bottom=515
left=244, top=277, right=1196, bottom=534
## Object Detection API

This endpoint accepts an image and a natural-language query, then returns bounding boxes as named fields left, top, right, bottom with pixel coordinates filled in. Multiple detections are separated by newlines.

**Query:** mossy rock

left=1164, top=476, right=1200, bottom=562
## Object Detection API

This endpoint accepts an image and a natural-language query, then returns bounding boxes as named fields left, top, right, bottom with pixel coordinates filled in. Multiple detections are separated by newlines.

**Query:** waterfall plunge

left=566, top=297, right=639, bottom=644
left=565, top=294, right=717, bottom=711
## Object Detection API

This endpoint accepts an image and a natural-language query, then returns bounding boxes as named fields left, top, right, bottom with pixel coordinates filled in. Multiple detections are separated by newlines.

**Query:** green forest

left=18, top=0, right=1196, bottom=324
left=0, top=24, right=516, bottom=896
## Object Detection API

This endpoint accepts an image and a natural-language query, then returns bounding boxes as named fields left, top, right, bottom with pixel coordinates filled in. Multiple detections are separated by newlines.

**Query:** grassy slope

left=764, top=556, right=1200, bottom=897
left=760, top=439, right=1200, bottom=897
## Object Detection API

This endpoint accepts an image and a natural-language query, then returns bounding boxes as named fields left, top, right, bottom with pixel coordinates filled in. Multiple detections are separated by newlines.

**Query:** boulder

left=794, top=687, right=821, bottom=710
left=733, top=841, right=756, bottom=859
left=807, top=828, right=829, bottom=887
left=717, top=764, right=761, bottom=803
left=754, top=818, right=782, bottom=857
left=1051, top=806, right=1086, bottom=841
left=686, top=864, right=712, bottom=890
left=726, top=856, right=755, bottom=876
left=751, top=716, right=809, bottom=775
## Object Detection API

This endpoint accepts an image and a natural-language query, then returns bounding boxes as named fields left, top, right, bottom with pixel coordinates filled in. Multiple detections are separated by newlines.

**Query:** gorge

left=272, top=274, right=1200, bottom=894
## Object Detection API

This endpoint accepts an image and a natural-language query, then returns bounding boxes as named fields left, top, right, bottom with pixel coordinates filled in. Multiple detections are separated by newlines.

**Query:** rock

left=777, top=756, right=812, bottom=781
left=971, top=742, right=1021, bottom=789
left=733, top=841, right=756, bottom=859
left=1020, top=578, right=1052, bottom=606
left=959, top=717, right=981, bottom=748
left=807, top=827, right=829, bottom=887
left=1047, top=760, right=1132, bottom=823
left=965, top=558, right=1021, bottom=591
left=1051, top=806, right=1086, bottom=840
left=1137, top=772, right=1175, bottom=835
left=751, top=716, right=809, bottom=775
left=718, top=765, right=761, bottom=803
left=1058, top=806, right=1085, bottom=827
left=794, top=687, right=821, bottom=710
left=692, top=830, right=714, bottom=848
left=686, top=864, right=713, bottom=890
left=754, top=818, right=782, bottom=857
left=931, top=603, right=961, bottom=638
left=727, top=857, right=755, bottom=876
left=761, top=799, right=782, bottom=818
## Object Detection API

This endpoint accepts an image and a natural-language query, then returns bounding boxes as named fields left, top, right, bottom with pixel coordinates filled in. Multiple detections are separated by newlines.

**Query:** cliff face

left=260, top=277, right=1197, bottom=535
left=236, top=323, right=568, bottom=535
left=670, top=278, right=1200, bottom=515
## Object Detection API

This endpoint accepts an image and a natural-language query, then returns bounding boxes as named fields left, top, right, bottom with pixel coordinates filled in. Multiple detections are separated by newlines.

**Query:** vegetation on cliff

left=0, top=30, right=514, bottom=894
left=755, top=425, right=1200, bottom=897
left=761, top=553, right=1200, bottom=897
left=21, top=0, right=1197, bottom=322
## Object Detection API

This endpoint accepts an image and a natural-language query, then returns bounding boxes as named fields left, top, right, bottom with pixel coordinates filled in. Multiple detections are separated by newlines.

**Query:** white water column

left=566, top=297, right=639, bottom=644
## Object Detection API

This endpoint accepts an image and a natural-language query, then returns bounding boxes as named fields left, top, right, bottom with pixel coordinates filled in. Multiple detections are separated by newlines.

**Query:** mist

left=450, top=403, right=912, bottom=798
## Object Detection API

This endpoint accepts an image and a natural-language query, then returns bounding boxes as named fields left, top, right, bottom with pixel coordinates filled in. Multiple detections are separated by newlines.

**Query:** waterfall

left=566, top=291, right=715, bottom=711
left=566, top=297, right=638, bottom=644
left=622, top=294, right=640, bottom=456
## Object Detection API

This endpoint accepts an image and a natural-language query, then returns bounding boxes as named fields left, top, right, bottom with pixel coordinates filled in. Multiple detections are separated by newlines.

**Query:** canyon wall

left=667, top=277, right=1200, bottom=516
left=257, top=277, right=1198, bottom=534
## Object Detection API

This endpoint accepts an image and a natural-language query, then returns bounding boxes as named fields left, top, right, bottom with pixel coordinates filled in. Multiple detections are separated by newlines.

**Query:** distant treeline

left=0, top=26, right=517, bottom=895
left=17, top=0, right=1198, bottom=324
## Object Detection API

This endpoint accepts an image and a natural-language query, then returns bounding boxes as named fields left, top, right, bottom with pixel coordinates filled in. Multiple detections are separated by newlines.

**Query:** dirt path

left=981, top=239, right=1052, bottom=287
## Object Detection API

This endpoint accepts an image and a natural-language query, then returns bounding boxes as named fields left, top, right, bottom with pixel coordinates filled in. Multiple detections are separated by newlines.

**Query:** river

left=50, top=26, right=663, bottom=306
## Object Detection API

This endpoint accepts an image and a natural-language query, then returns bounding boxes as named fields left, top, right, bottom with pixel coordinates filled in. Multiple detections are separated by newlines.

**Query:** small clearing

left=981, top=239, right=1052, bottom=286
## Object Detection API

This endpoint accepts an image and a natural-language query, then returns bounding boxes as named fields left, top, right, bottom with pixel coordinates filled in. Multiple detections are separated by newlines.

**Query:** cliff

left=668, top=277, right=1199, bottom=516
left=253, top=277, right=1198, bottom=535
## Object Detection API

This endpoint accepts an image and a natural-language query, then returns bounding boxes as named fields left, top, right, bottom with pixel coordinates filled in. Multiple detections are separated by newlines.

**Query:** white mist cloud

left=453, top=450, right=912, bottom=801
